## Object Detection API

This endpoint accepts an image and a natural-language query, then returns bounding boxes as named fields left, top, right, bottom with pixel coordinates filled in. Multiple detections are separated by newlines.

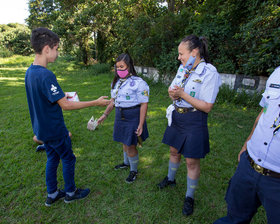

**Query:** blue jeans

left=44, top=135, right=76, bottom=193
left=214, top=151, right=280, bottom=224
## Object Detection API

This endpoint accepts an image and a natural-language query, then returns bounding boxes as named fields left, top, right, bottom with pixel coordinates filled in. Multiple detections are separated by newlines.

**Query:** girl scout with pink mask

left=157, top=35, right=221, bottom=216
left=98, top=53, right=149, bottom=183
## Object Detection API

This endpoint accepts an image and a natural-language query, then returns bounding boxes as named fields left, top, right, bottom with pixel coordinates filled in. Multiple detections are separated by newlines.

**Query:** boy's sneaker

left=125, top=171, right=138, bottom=183
left=114, top=163, right=130, bottom=170
left=64, top=188, right=90, bottom=203
left=157, top=176, right=176, bottom=189
left=36, top=144, right=46, bottom=152
left=45, top=189, right=66, bottom=207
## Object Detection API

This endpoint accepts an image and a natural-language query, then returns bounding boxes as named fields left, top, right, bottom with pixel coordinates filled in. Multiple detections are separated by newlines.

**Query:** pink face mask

left=117, top=69, right=129, bottom=78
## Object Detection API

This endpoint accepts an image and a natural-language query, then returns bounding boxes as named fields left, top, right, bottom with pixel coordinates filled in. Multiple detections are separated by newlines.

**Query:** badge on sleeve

left=142, top=90, right=149, bottom=96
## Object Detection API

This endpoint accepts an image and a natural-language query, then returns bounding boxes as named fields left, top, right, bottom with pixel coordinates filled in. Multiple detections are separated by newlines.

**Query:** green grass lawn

left=0, top=56, right=266, bottom=223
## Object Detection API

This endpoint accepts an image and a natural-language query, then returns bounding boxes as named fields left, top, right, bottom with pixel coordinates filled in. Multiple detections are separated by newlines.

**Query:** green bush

left=216, top=84, right=262, bottom=108
left=85, top=63, right=112, bottom=75
left=0, top=46, right=13, bottom=58
left=0, top=23, right=32, bottom=56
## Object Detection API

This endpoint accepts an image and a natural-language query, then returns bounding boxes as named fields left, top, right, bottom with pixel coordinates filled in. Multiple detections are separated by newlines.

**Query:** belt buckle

left=178, top=108, right=184, bottom=113
left=253, top=163, right=264, bottom=174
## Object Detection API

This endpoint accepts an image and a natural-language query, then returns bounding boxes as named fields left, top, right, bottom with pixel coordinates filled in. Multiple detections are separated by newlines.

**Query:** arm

left=97, top=99, right=115, bottom=124
left=238, top=108, right=264, bottom=161
left=57, top=96, right=110, bottom=111
left=170, top=86, right=214, bottom=113
left=135, top=102, right=148, bottom=136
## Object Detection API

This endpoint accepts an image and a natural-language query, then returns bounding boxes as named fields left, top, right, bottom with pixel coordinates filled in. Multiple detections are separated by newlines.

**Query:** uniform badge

left=177, top=76, right=181, bottom=79
left=126, top=95, right=130, bottom=100
left=193, top=79, right=202, bottom=83
left=142, top=90, right=149, bottom=96
left=180, top=68, right=184, bottom=72
left=190, top=91, right=196, bottom=97
left=269, top=83, right=280, bottom=89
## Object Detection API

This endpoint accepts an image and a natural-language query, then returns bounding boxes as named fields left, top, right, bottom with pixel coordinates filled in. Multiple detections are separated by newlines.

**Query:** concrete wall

left=135, top=66, right=267, bottom=93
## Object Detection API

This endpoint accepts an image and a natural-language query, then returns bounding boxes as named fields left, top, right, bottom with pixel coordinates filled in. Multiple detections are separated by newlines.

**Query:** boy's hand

left=96, top=96, right=110, bottom=106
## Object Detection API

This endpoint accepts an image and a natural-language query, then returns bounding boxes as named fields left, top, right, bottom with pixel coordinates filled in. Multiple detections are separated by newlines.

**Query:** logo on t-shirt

left=50, top=84, right=59, bottom=95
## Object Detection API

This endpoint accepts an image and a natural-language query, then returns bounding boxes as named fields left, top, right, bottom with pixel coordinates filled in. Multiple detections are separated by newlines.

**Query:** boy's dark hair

left=112, top=53, right=137, bottom=89
left=31, top=27, right=60, bottom=54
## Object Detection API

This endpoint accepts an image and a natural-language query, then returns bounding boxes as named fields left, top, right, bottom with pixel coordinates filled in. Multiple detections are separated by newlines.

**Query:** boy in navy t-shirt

left=25, top=27, right=110, bottom=206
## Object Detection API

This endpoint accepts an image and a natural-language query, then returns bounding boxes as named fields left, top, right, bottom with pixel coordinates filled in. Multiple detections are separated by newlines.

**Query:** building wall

left=135, top=66, right=267, bottom=93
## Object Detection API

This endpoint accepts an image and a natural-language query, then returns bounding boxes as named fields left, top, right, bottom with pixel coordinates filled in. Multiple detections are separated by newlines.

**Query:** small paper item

left=66, top=92, right=79, bottom=102
left=87, top=116, right=98, bottom=131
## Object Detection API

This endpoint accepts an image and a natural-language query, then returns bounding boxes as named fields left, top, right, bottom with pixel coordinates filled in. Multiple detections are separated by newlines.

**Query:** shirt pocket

left=123, top=89, right=136, bottom=102
left=262, top=90, right=280, bottom=122
left=185, top=75, right=207, bottom=98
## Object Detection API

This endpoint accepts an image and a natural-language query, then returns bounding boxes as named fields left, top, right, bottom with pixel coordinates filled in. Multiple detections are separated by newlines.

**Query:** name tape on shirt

left=269, top=83, right=280, bottom=89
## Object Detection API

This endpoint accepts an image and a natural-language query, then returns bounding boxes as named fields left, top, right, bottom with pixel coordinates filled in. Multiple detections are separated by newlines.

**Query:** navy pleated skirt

left=162, top=109, right=209, bottom=158
left=113, top=106, right=149, bottom=146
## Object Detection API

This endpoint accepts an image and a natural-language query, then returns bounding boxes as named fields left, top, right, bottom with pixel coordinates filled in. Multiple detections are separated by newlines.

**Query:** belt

left=117, top=105, right=140, bottom=110
left=174, top=105, right=197, bottom=113
left=246, top=151, right=280, bottom=178
left=117, top=105, right=140, bottom=120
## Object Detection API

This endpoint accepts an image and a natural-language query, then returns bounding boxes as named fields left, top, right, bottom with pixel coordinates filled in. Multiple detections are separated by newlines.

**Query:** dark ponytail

left=181, top=35, right=210, bottom=63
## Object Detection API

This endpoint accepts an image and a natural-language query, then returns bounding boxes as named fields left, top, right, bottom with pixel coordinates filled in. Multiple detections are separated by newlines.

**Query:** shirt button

left=264, top=142, right=268, bottom=145
left=278, top=104, right=280, bottom=107
left=258, top=159, right=261, bottom=162
left=267, top=96, right=270, bottom=99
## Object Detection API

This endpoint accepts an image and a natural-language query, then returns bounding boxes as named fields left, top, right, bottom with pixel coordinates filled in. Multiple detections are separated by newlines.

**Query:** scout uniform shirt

left=247, top=66, right=280, bottom=173
left=170, top=62, right=221, bottom=108
left=111, top=76, right=149, bottom=108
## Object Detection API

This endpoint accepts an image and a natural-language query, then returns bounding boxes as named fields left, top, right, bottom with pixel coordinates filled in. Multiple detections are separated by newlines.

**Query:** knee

left=186, top=160, right=199, bottom=171
left=170, top=150, right=180, bottom=161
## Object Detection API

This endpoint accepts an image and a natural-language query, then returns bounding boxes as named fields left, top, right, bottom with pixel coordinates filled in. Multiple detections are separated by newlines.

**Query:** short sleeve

left=42, top=72, right=65, bottom=103
left=199, top=71, right=221, bottom=103
left=137, top=80, right=149, bottom=103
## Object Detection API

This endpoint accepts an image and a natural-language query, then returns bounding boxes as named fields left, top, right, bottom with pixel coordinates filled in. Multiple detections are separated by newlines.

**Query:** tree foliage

left=0, top=23, right=32, bottom=57
left=5, top=0, right=279, bottom=76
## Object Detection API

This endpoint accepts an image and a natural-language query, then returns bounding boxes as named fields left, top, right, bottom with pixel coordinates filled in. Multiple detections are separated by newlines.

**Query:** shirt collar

left=193, top=61, right=206, bottom=76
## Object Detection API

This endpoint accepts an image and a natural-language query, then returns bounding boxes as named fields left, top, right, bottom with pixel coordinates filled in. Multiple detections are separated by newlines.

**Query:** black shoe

left=64, top=188, right=90, bottom=203
left=36, top=144, right=46, bottom=152
left=182, top=196, right=194, bottom=216
left=157, top=176, right=176, bottom=189
left=114, top=162, right=130, bottom=170
left=45, top=189, right=66, bottom=207
left=125, top=171, right=138, bottom=183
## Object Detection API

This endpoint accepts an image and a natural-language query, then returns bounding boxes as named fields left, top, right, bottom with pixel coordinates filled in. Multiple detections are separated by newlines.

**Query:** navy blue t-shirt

left=25, top=64, right=68, bottom=142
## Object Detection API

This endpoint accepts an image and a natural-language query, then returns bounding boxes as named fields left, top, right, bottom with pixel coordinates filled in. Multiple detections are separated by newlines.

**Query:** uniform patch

left=193, top=79, right=202, bottom=83
left=180, top=68, right=184, bottom=72
left=269, top=83, right=280, bottom=89
left=126, top=95, right=130, bottom=100
left=190, top=91, right=196, bottom=97
left=142, top=90, right=149, bottom=96
left=177, top=75, right=181, bottom=79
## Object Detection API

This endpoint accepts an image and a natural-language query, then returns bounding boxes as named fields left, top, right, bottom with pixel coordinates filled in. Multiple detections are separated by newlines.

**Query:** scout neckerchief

left=271, top=112, right=280, bottom=136
left=176, top=59, right=205, bottom=103
left=114, top=75, right=131, bottom=100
